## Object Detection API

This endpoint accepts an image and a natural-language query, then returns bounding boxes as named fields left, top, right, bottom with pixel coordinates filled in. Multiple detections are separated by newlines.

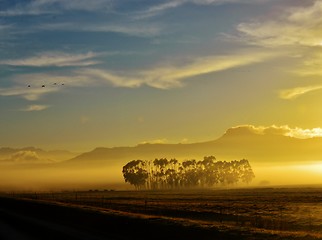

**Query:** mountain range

left=65, top=126, right=322, bottom=167
left=2, top=126, right=322, bottom=167
left=2, top=125, right=322, bottom=190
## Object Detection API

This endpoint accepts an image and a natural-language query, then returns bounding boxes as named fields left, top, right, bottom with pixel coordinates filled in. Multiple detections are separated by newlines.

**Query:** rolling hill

left=64, top=126, right=322, bottom=167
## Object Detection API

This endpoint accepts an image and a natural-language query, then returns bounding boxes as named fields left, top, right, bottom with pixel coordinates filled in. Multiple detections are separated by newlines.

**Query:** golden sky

left=1, top=0, right=322, bottom=152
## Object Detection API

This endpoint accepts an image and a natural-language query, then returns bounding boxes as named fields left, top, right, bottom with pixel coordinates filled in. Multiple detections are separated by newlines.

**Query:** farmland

left=5, top=187, right=322, bottom=239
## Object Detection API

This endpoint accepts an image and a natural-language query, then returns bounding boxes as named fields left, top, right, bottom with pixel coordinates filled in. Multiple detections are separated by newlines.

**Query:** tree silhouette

left=199, top=156, right=218, bottom=187
left=238, top=159, right=256, bottom=184
left=122, top=160, right=148, bottom=190
left=122, top=156, right=255, bottom=190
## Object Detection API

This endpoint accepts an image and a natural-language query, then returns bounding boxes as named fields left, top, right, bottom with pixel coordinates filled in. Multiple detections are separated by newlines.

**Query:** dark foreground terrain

left=1, top=188, right=322, bottom=240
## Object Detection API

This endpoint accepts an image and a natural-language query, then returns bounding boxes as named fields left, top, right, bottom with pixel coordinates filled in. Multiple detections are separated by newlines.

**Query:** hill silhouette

left=2, top=125, right=322, bottom=190
left=65, top=126, right=322, bottom=167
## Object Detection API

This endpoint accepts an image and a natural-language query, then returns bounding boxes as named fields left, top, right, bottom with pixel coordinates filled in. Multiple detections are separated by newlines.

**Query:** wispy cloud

left=48, top=0, right=113, bottom=11
left=140, top=138, right=168, bottom=144
left=1, top=0, right=269, bottom=17
left=0, top=52, right=100, bottom=67
left=135, top=0, right=270, bottom=19
left=237, top=1, right=322, bottom=47
left=78, top=69, right=143, bottom=88
left=0, top=85, right=59, bottom=101
left=86, top=24, right=162, bottom=37
left=0, top=23, right=12, bottom=31
left=237, top=0, right=322, bottom=99
left=293, top=51, right=322, bottom=76
left=37, top=22, right=162, bottom=37
left=21, top=104, right=50, bottom=111
left=139, top=137, right=189, bottom=145
left=230, top=125, right=322, bottom=139
left=80, top=50, right=276, bottom=89
left=134, top=0, right=184, bottom=19
left=0, top=72, right=95, bottom=101
left=279, top=85, right=322, bottom=100
left=0, top=0, right=113, bottom=16
left=0, top=50, right=275, bottom=101
left=0, top=23, right=15, bottom=42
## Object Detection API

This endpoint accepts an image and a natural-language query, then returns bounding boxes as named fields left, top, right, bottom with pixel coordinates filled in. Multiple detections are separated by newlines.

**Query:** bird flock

left=27, top=83, right=65, bottom=88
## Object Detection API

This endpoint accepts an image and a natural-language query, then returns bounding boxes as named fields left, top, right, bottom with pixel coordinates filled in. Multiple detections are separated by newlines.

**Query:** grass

left=6, top=187, right=322, bottom=239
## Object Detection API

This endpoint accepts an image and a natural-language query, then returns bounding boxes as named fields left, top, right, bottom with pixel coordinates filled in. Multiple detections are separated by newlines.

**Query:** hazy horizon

left=1, top=124, right=322, bottom=191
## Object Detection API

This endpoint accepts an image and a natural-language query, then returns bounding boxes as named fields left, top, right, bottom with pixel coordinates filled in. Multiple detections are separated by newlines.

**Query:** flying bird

left=26, top=83, right=65, bottom=88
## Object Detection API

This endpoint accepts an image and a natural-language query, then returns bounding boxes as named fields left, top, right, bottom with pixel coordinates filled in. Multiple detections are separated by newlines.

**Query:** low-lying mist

left=1, top=160, right=322, bottom=192
left=2, top=126, right=322, bottom=192
left=0, top=164, right=127, bottom=192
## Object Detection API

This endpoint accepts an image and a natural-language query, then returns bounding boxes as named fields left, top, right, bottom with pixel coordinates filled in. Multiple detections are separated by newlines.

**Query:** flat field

left=8, top=187, right=322, bottom=239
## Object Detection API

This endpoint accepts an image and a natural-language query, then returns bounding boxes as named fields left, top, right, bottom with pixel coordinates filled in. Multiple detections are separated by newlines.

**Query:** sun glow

left=294, top=163, right=322, bottom=174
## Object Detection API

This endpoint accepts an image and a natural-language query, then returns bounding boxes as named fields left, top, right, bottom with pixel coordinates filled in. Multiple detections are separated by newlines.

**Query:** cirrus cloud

left=21, top=105, right=50, bottom=112
left=79, top=50, right=276, bottom=89
left=0, top=49, right=276, bottom=102
left=0, top=0, right=113, bottom=16
left=135, top=0, right=272, bottom=19
left=237, top=1, right=322, bottom=48
left=279, top=85, right=322, bottom=100
left=0, top=52, right=100, bottom=67
left=0, top=72, right=93, bottom=101
left=236, top=0, right=322, bottom=100
left=0, top=85, right=59, bottom=101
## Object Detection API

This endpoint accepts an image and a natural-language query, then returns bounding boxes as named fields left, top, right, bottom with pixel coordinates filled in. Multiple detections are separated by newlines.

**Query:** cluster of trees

left=122, top=156, right=255, bottom=190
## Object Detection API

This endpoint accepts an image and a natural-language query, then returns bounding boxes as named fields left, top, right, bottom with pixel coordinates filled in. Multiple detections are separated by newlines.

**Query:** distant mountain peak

left=0, top=147, right=78, bottom=163
left=222, top=125, right=260, bottom=138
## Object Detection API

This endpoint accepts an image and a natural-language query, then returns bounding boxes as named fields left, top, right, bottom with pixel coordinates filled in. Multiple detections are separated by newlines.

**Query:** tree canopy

left=122, top=156, right=255, bottom=190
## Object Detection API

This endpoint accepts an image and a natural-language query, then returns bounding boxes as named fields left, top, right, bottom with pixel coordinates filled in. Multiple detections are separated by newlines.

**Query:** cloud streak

left=140, top=138, right=168, bottom=144
left=36, top=21, right=163, bottom=37
left=0, top=23, right=12, bottom=31
left=80, top=50, right=275, bottom=89
left=0, top=50, right=275, bottom=101
left=134, top=0, right=184, bottom=19
left=236, top=1, right=322, bottom=100
left=135, top=0, right=271, bottom=19
left=279, top=85, right=322, bottom=100
left=21, top=105, right=50, bottom=111
left=0, top=0, right=113, bottom=16
left=237, top=1, right=322, bottom=47
left=0, top=85, right=59, bottom=101
left=1, top=0, right=269, bottom=18
left=293, top=51, right=322, bottom=77
left=0, top=72, right=94, bottom=101
left=0, top=52, right=100, bottom=67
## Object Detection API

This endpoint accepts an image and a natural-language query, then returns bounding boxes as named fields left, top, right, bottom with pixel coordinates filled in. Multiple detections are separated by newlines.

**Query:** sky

left=1, top=0, right=322, bottom=152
